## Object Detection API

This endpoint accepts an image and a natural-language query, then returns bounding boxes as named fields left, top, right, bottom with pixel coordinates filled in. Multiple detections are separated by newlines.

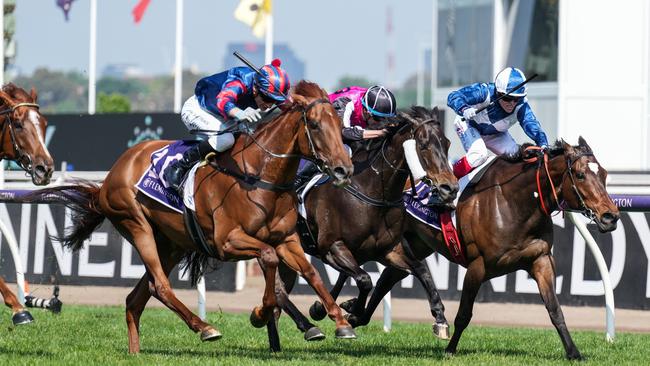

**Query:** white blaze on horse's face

left=588, top=162, right=599, bottom=175
left=26, top=109, right=53, bottom=160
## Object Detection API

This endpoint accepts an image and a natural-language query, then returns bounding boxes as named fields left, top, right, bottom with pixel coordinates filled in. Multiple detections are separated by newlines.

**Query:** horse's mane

left=398, top=105, right=440, bottom=126
left=290, top=80, right=328, bottom=100
left=501, top=139, right=592, bottom=163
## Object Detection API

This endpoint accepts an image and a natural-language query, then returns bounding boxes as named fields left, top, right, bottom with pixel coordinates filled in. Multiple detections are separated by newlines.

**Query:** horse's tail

left=22, top=182, right=104, bottom=251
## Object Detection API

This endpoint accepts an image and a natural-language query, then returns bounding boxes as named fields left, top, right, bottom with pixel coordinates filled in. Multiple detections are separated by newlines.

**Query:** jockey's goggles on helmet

left=498, top=93, right=522, bottom=103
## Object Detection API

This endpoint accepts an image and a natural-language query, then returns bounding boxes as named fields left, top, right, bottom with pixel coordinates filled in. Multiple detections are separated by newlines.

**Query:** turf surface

left=0, top=305, right=648, bottom=365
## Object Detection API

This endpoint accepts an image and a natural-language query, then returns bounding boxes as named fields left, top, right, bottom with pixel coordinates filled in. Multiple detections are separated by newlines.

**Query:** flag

left=132, top=0, right=152, bottom=24
left=56, top=0, right=75, bottom=21
left=234, top=0, right=271, bottom=39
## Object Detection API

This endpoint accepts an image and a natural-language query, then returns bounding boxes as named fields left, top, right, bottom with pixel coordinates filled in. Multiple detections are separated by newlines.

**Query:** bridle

left=346, top=117, right=444, bottom=207
left=0, top=102, right=40, bottom=173
left=525, top=146, right=597, bottom=220
left=210, top=98, right=332, bottom=192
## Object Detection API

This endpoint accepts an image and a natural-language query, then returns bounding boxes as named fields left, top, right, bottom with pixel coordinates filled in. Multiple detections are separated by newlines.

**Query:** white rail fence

left=0, top=164, right=648, bottom=338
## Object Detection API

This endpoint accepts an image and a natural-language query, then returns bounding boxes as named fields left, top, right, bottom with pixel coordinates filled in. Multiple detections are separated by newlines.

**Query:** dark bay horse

left=0, top=83, right=54, bottom=325
left=353, top=138, right=619, bottom=360
left=271, top=106, right=458, bottom=342
left=25, top=81, right=356, bottom=353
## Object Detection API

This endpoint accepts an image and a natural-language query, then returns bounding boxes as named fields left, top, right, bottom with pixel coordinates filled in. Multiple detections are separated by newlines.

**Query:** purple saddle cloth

left=403, top=181, right=441, bottom=230
left=135, top=140, right=197, bottom=213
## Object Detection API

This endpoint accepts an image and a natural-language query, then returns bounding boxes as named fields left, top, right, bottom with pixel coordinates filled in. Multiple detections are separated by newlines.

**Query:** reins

left=523, top=145, right=595, bottom=219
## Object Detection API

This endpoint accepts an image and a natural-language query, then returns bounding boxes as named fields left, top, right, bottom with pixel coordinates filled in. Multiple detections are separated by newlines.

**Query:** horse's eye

left=576, top=172, right=586, bottom=180
left=14, top=123, right=24, bottom=131
left=307, top=119, right=320, bottom=130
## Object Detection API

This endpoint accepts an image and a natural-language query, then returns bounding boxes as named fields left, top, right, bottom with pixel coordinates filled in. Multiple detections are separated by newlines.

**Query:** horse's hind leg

left=119, top=222, right=218, bottom=345
left=531, top=254, right=582, bottom=360
left=446, top=258, right=485, bottom=356
left=349, top=266, right=406, bottom=328
left=276, top=234, right=355, bottom=339
left=383, top=244, right=449, bottom=339
left=0, top=276, right=33, bottom=326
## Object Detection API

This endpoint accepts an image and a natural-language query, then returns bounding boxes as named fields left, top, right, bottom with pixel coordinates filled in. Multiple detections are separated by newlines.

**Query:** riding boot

left=164, top=140, right=213, bottom=192
left=294, top=161, right=320, bottom=191
left=452, top=156, right=474, bottom=179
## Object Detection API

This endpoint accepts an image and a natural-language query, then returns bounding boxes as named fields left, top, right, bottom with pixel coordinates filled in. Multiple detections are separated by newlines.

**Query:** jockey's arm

left=216, top=79, right=248, bottom=119
left=447, top=83, right=490, bottom=115
left=517, top=102, right=549, bottom=148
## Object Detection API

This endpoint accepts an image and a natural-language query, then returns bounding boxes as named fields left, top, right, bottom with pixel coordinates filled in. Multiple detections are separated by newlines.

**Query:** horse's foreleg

left=271, top=262, right=326, bottom=344
left=384, top=246, right=449, bottom=339
left=309, top=272, right=348, bottom=321
left=531, top=254, right=583, bottom=360
left=276, top=234, right=356, bottom=339
left=327, top=240, right=373, bottom=318
left=446, top=257, right=485, bottom=356
left=0, top=276, right=33, bottom=325
left=225, top=229, right=279, bottom=328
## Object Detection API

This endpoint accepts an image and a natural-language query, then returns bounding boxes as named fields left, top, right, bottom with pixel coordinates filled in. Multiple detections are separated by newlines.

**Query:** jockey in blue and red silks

left=293, top=85, right=398, bottom=188
left=164, top=59, right=291, bottom=192
left=448, top=67, right=549, bottom=178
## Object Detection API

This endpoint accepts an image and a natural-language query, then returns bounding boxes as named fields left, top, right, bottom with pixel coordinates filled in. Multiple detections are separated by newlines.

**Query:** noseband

left=0, top=102, right=41, bottom=173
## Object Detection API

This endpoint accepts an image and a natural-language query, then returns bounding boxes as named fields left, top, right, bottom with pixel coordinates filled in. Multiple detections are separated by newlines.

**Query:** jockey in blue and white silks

left=447, top=67, right=549, bottom=178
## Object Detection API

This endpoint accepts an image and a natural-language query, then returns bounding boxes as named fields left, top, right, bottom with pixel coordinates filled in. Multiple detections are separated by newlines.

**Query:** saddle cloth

left=403, top=155, right=497, bottom=229
left=135, top=140, right=200, bottom=213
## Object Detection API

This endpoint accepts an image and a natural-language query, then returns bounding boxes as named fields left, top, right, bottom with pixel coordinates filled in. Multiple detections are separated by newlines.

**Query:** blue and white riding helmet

left=494, top=67, right=527, bottom=97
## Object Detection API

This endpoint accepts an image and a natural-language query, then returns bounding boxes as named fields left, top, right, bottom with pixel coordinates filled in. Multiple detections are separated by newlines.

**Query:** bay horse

left=270, top=106, right=458, bottom=343
left=25, top=81, right=356, bottom=353
left=351, top=138, right=619, bottom=360
left=0, top=83, right=54, bottom=325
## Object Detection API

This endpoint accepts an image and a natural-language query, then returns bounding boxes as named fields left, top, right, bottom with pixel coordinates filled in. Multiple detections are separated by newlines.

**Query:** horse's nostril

left=35, top=165, right=47, bottom=176
left=439, top=184, right=458, bottom=199
left=601, top=212, right=619, bottom=224
left=333, top=166, right=348, bottom=178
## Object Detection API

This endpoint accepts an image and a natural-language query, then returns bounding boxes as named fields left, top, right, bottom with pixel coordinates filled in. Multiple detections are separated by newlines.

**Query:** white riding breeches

left=454, top=116, right=518, bottom=168
left=181, top=96, right=235, bottom=152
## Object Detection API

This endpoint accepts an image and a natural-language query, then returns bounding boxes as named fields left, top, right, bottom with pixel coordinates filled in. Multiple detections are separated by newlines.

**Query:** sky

left=14, top=0, right=435, bottom=91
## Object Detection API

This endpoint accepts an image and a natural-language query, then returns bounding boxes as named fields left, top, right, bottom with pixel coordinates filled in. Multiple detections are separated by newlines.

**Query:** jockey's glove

left=462, top=107, right=477, bottom=121
left=234, top=107, right=262, bottom=123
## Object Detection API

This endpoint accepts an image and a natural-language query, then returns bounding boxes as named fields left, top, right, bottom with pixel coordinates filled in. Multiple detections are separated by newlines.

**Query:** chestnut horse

left=25, top=81, right=355, bottom=353
left=0, top=83, right=54, bottom=325
left=352, top=138, right=619, bottom=360
left=270, top=106, right=458, bottom=343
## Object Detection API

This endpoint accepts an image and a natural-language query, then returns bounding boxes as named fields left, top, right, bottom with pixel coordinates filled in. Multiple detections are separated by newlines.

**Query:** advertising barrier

left=0, top=203, right=236, bottom=292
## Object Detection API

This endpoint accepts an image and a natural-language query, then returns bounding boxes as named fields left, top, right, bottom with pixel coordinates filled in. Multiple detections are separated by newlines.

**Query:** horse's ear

left=0, top=89, right=12, bottom=107
left=577, top=136, right=592, bottom=152
left=30, top=87, right=38, bottom=103
left=560, top=138, right=573, bottom=153
left=291, top=93, right=308, bottom=106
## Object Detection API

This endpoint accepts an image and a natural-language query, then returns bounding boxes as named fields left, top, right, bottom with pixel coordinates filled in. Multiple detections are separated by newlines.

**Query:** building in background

left=430, top=0, right=647, bottom=171
left=223, top=42, right=305, bottom=81
left=102, top=63, right=145, bottom=79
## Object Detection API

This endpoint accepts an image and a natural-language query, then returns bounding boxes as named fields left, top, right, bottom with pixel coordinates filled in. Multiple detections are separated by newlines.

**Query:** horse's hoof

left=304, top=326, right=326, bottom=341
left=339, top=298, right=356, bottom=313
left=12, top=310, right=34, bottom=326
left=344, top=313, right=360, bottom=328
left=335, top=326, right=357, bottom=339
left=566, top=350, right=584, bottom=361
left=433, top=322, right=450, bottom=340
left=200, top=327, right=222, bottom=342
left=249, top=308, right=267, bottom=328
left=309, top=301, right=327, bottom=321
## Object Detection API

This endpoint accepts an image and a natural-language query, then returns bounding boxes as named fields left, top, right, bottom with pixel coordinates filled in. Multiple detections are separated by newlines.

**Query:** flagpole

left=88, top=0, right=97, bottom=115
left=264, top=7, right=273, bottom=63
left=173, top=0, right=184, bottom=113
